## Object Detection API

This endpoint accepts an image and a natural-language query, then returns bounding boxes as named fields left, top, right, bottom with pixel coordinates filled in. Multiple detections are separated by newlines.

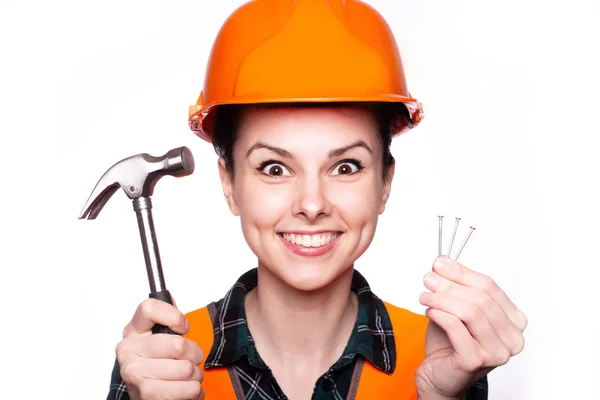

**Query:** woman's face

left=219, top=106, right=394, bottom=291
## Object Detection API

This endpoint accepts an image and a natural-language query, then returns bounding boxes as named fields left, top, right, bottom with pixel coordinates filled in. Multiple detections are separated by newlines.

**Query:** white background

left=1, top=0, right=599, bottom=399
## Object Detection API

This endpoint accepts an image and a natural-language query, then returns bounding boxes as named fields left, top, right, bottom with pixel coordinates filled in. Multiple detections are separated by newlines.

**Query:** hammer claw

left=79, top=183, right=120, bottom=220
left=78, top=146, right=195, bottom=220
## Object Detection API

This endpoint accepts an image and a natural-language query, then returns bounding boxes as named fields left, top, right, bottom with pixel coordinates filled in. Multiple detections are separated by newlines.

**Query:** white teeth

left=302, top=235, right=311, bottom=247
left=282, top=233, right=338, bottom=247
left=311, top=235, right=320, bottom=247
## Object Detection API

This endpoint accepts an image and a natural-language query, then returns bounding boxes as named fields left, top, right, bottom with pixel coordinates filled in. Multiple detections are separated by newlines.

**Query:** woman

left=108, top=1, right=527, bottom=399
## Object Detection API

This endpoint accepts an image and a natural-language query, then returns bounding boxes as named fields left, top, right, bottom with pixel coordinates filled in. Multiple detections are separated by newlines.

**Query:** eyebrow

left=328, top=140, right=373, bottom=158
left=246, top=140, right=373, bottom=159
left=246, top=142, right=294, bottom=159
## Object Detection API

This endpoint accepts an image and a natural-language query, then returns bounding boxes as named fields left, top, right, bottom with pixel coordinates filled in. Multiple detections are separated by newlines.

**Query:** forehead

left=236, top=105, right=380, bottom=148
left=239, top=106, right=377, bottom=136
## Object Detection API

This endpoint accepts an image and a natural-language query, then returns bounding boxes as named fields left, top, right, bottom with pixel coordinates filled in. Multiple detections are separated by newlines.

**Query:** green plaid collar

left=204, top=268, right=397, bottom=375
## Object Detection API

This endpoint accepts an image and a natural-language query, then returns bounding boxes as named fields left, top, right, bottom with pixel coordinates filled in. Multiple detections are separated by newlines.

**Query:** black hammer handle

left=150, top=290, right=179, bottom=335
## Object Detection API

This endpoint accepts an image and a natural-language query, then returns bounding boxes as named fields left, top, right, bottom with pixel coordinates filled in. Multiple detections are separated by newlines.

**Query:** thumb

left=424, top=309, right=452, bottom=357
left=170, top=293, right=178, bottom=309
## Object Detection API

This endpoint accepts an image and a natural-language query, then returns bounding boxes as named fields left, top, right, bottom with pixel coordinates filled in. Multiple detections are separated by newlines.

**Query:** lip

left=277, top=230, right=341, bottom=235
left=278, top=232, right=342, bottom=257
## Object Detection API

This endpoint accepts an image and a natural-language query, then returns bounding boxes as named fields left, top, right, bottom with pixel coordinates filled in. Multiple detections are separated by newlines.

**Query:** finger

left=420, top=292, right=511, bottom=367
left=424, top=272, right=525, bottom=356
left=191, top=388, right=206, bottom=400
left=121, top=358, right=204, bottom=382
left=170, top=294, right=179, bottom=308
left=124, top=299, right=190, bottom=337
left=424, top=308, right=482, bottom=371
left=431, top=257, right=528, bottom=331
left=137, top=379, right=203, bottom=400
left=117, top=334, right=205, bottom=365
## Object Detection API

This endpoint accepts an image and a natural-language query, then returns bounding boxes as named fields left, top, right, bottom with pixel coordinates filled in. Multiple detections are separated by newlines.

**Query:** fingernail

left=419, top=292, right=431, bottom=304
left=434, top=257, right=449, bottom=273
left=423, top=272, right=438, bottom=288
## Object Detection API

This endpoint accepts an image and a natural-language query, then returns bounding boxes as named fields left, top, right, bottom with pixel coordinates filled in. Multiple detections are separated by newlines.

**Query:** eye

left=258, top=161, right=292, bottom=177
left=331, top=160, right=363, bottom=176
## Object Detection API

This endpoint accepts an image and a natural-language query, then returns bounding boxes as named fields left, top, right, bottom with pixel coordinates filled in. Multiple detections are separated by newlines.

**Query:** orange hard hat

left=189, top=0, right=424, bottom=143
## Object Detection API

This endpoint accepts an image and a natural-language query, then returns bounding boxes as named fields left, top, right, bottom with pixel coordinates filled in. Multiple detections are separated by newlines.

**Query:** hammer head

left=79, top=146, right=195, bottom=220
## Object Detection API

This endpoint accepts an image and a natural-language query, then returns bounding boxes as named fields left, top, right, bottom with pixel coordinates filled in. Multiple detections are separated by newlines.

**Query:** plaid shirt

left=108, top=268, right=488, bottom=399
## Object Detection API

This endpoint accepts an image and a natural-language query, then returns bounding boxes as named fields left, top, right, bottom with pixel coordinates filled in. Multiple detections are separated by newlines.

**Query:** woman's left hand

left=416, top=256, right=527, bottom=399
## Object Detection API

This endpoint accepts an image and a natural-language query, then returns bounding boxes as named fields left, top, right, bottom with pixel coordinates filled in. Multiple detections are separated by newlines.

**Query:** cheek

left=331, top=177, right=384, bottom=226
left=235, top=178, right=290, bottom=232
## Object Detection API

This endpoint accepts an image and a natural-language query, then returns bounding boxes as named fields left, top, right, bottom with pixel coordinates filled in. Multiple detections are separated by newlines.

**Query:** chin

left=272, top=259, right=350, bottom=292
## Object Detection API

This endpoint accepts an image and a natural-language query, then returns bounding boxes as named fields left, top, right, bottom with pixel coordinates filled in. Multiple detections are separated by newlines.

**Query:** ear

left=218, top=158, right=240, bottom=216
left=379, top=159, right=395, bottom=215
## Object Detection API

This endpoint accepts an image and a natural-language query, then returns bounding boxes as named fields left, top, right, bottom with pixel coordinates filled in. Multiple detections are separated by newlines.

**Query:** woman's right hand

left=116, top=298, right=205, bottom=400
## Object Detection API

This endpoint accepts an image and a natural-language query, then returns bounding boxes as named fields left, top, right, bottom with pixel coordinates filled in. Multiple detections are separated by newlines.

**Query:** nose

left=292, top=175, right=331, bottom=221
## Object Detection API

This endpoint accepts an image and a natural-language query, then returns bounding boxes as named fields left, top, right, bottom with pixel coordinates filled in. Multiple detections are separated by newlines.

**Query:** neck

left=245, top=265, right=358, bottom=372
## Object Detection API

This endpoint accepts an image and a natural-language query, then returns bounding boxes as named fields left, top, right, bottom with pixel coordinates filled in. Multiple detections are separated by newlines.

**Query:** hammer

left=79, top=146, right=195, bottom=335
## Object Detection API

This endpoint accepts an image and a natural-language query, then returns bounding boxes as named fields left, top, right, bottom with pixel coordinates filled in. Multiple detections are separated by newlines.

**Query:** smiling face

left=218, top=105, right=395, bottom=291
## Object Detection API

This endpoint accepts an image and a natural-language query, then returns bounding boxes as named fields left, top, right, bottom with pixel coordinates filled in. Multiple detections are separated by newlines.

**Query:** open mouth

left=279, top=232, right=341, bottom=248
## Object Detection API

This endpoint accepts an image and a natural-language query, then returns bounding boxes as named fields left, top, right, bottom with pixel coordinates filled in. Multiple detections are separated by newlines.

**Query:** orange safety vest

left=185, top=301, right=429, bottom=399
